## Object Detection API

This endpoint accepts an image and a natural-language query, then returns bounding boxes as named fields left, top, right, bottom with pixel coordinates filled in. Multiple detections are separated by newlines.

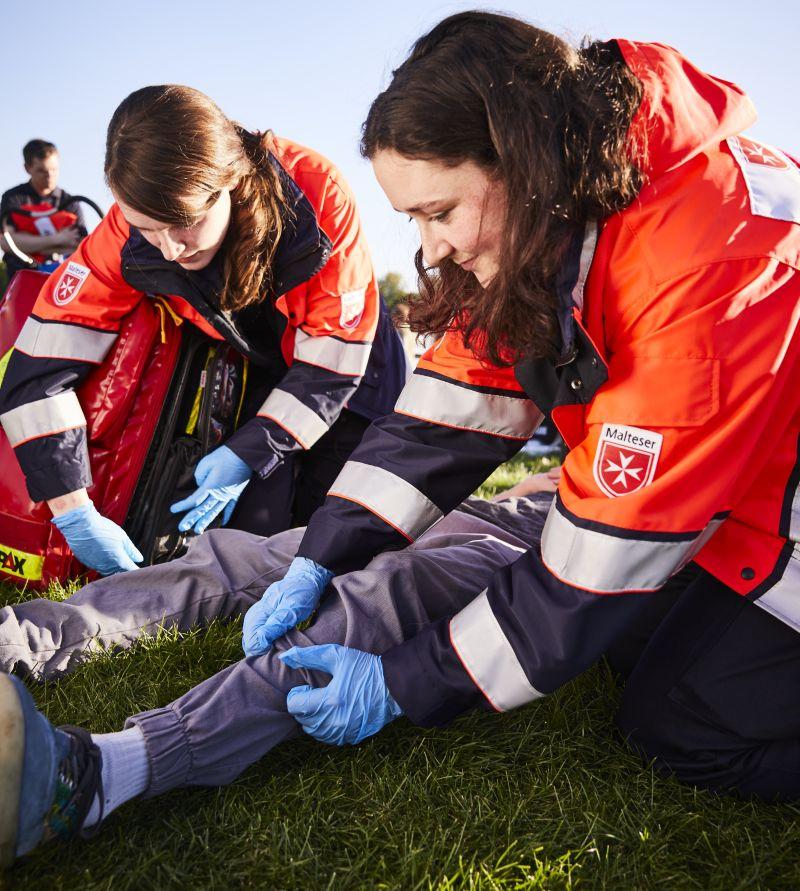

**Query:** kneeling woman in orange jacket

left=0, top=86, right=408, bottom=575
left=252, top=13, right=800, bottom=800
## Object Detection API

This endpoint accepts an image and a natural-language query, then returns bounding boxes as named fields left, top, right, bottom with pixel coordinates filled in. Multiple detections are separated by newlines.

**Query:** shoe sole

left=0, top=674, right=24, bottom=869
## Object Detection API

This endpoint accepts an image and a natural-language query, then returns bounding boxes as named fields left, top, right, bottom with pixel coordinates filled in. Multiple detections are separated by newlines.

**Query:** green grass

left=3, top=454, right=800, bottom=889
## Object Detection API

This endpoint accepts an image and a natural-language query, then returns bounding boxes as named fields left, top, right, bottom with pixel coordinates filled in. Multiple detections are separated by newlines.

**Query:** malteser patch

left=339, top=288, right=366, bottom=330
left=593, top=423, right=663, bottom=498
left=53, top=261, right=90, bottom=307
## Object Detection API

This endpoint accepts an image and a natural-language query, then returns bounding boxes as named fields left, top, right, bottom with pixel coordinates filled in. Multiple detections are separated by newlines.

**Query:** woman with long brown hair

left=249, top=12, right=800, bottom=798
left=0, top=85, right=408, bottom=575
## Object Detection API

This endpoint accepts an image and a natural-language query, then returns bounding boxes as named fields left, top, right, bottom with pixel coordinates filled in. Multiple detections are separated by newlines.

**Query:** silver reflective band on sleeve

left=294, top=330, right=371, bottom=377
left=328, top=460, right=443, bottom=539
left=258, top=388, right=330, bottom=449
left=15, top=317, right=117, bottom=364
left=395, top=373, right=540, bottom=439
left=0, top=391, right=86, bottom=446
left=450, top=590, right=543, bottom=712
left=541, top=501, right=725, bottom=593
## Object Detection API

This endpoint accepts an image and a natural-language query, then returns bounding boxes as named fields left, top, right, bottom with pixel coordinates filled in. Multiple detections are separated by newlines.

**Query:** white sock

left=84, top=726, right=150, bottom=827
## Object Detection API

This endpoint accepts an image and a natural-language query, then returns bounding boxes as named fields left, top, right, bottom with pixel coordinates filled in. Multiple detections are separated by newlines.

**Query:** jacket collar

left=513, top=222, right=608, bottom=414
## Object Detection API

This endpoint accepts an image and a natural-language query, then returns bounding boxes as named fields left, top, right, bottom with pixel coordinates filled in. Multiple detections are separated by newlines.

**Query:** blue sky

left=3, top=0, right=798, bottom=288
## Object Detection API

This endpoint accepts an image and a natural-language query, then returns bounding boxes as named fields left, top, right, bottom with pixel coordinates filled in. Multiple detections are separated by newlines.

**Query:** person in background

left=0, top=140, right=86, bottom=287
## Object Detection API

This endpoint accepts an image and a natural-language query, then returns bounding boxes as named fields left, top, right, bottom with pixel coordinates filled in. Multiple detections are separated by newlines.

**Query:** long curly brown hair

left=361, top=12, right=645, bottom=365
left=105, top=85, right=286, bottom=312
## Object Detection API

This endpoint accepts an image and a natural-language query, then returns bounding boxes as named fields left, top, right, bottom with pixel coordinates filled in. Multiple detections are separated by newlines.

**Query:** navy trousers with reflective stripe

left=615, top=566, right=800, bottom=801
left=227, top=408, right=370, bottom=537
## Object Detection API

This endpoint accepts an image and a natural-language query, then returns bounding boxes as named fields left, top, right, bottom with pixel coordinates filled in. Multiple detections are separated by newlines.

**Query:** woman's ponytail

left=220, top=128, right=287, bottom=312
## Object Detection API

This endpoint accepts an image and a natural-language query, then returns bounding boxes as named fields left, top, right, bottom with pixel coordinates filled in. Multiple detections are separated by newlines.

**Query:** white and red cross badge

left=53, top=261, right=90, bottom=307
left=735, top=136, right=789, bottom=170
left=593, top=423, right=663, bottom=498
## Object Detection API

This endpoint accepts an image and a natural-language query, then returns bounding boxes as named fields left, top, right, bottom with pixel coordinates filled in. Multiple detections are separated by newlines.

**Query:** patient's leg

left=0, top=528, right=303, bottom=678
left=129, top=504, right=549, bottom=794
left=0, top=494, right=549, bottom=681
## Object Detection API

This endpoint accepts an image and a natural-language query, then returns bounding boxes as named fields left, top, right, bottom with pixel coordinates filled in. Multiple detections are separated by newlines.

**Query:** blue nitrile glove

left=280, top=644, right=403, bottom=745
left=242, top=557, right=333, bottom=656
left=52, top=501, right=144, bottom=576
left=170, top=445, right=253, bottom=534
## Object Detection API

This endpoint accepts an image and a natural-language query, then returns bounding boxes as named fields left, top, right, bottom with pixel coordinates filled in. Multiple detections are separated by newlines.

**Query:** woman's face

left=372, top=150, right=507, bottom=287
left=116, top=188, right=232, bottom=270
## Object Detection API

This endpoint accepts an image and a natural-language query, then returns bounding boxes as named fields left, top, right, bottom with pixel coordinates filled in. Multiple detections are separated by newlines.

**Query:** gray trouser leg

left=0, top=529, right=303, bottom=678
left=128, top=504, right=547, bottom=795
left=1, top=495, right=550, bottom=796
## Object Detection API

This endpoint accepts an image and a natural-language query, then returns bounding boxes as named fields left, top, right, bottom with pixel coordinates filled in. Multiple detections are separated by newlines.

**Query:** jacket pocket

left=586, top=355, right=720, bottom=428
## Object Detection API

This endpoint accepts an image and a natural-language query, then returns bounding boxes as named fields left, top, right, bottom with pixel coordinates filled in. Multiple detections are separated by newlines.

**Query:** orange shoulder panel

left=32, top=204, right=142, bottom=330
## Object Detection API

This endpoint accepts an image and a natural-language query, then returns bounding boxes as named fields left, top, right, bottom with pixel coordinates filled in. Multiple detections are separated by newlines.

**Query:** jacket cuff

left=15, top=429, right=93, bottom=502
left=225, top=416, right=295, bottom=478
left=381, top=618, right=486, bottom=727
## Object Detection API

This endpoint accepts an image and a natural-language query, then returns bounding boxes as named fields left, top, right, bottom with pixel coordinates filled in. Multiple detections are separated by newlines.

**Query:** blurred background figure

left=0, top=140, right=87, bottom=290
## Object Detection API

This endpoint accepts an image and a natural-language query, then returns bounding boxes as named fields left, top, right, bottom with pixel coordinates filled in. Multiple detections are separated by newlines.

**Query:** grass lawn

left=3, top=454, right=800, bottom=889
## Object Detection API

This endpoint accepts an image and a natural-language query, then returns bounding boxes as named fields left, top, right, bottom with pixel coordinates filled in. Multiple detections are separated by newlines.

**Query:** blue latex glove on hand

left=242, top=557, right=333, bottom=656
left=170, top=445, right=253, bottom=534
left=280, top=644, right=403, bottom=745
left=52, top=501, right=143, bottom=575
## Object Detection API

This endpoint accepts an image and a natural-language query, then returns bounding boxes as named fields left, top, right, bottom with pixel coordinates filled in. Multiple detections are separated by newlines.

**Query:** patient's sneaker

left=0, top=673, right=102, bottom=868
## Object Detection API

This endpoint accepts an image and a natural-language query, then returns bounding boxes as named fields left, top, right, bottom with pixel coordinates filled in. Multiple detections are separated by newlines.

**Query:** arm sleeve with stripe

left=224, top=174, right=381, bottom=477
left=0, top=206, right=142, bottom=501
left=297, top=329, right=543, bottom=573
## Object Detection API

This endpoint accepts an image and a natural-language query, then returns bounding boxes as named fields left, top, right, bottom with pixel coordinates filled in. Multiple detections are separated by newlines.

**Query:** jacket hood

left=617, top=40, right=757, bottom=178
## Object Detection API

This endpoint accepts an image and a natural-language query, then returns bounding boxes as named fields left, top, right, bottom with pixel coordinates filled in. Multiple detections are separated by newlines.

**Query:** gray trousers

left=0, top=497, right=549, bottom=796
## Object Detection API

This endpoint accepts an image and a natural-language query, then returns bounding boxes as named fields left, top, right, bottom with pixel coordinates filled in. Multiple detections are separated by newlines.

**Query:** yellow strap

left=0, top=347, right=13, bottom=390
left=0, top=542, right=44, bottom=581
left=151, top=296, right=184, bottom=344
left=234, top=358, right=249, bottom=429
left=185, top=347, right=216, bottom=436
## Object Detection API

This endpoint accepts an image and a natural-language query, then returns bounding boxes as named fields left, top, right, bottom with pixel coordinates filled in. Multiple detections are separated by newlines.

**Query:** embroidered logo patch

left=728, top=136, right=800, bottom=225
left=339, top=288, right=366, bottom=330
left=736, top=136, right=789, bottom=169
left=593, top=423, right=663, bottom=498
left=53, top=261, right=90, bottom=306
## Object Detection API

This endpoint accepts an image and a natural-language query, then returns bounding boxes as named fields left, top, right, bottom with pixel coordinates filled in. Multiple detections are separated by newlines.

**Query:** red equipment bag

left=0, top=271, right=247, bottom=590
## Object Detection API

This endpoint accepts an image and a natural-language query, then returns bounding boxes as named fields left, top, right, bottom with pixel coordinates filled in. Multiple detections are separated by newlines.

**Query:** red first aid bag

left=0, top=270, right=184, bottom=587
left=0, top=272, right=248, bottom=590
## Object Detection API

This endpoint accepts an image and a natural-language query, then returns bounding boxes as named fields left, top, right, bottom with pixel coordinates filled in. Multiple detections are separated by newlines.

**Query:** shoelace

left=44, top=726, right=104, bottom=842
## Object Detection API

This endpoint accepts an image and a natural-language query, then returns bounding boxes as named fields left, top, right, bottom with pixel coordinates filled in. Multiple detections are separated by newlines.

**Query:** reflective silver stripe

left=16, top=317, right=116, bottom=364
left=0, top=391, right=85, bottom=446
left=572, top=221, right=598, bottom=311
left=395, top=373, right=540, bottom=439
left=294, top=330, right=371, bottom=377
left=541, top=501, right=725, bottom=593
left=328, top=460, right=442, bottom=539
left=450, top=590, right=543, bottom=712
left=755, top=548, right=800, bottom=631
left=258, top=388, right=330, bottom=449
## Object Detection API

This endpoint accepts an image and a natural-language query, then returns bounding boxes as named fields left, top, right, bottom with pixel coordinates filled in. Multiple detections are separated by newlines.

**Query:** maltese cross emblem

left=593, top=423, right=663, bottom=498
left=737, top=137, right=788, bottom=169
left=52, top=261, right=90, bottom=306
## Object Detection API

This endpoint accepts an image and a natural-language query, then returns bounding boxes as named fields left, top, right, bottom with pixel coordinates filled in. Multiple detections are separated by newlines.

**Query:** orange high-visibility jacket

left=297, top=41, right=800, bottom=725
